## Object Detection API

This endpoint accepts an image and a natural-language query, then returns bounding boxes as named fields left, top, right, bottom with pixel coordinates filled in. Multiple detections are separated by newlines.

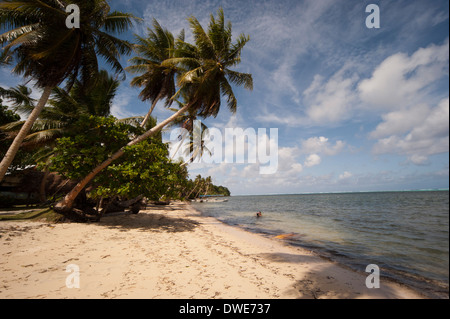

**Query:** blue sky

left=1, top=0, right=449, bottom=195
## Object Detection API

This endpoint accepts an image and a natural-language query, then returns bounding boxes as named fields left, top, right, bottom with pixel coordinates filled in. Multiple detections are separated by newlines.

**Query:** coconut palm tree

left=1, top=70, right=122, bottom=150
left=0, top=85, right=36, bottom=116
left=1, top=70, right=129, bottom=202
left=54, top=8, right=253, bottom=212
left=0, top=0, right=139, bottom=181
left=168, top=103, right=212, bottom=165
left=169, top=8, right=253, bottom=118
left=126, top=19, right=181, bottom=127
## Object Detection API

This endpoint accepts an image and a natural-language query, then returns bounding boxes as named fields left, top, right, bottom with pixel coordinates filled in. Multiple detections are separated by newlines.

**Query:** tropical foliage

left=48, top=115, right=187, bottom=202
left=53, top=7, right=252, bottom=212
left=185, top=175, right=230, bottom=199
left=0, top=70, right=119, bottom=150
left=126, top=18, right=180, bottom=127
left=0, top=0, right=139, bottom=180
left=0, top=5, right=250, bottom=219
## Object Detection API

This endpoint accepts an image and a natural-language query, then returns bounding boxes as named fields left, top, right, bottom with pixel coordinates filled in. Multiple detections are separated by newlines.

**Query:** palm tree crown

left=0, top=0, right=139, bottom=181
left=170, top=8, right=253, bottom=118
left=126, top=18, right=181, bottom=126
left=0, top=70, right=121, bottom=150
left=0, top=0, right=138, bottom=88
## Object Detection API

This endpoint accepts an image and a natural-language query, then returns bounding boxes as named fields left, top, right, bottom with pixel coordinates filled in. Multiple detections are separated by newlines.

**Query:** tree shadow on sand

left=98, top=212, right=200, bottom=233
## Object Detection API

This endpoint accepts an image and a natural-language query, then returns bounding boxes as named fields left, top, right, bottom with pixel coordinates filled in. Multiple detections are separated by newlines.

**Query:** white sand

left=0, top=202, right=425, bottom=299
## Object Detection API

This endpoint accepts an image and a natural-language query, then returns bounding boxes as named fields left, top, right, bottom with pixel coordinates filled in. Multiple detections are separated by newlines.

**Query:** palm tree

left=126, top=19, right=181, bottom=127
left=168, top=8, right=253, bottom=118
left=0, top=85, right=36, bottom=116
left=1, top=70, right=126, bottom=202
left=204, top=176, right=212, bottom=196
left=187, top=174, right=203, bottom=199
left=0, top=70, right=120, bottom=150
left=54, top=8, right=253, bottom=212
left=165, top=90, right=212, bottom=165
left=0, top=0, right=139, bottom=181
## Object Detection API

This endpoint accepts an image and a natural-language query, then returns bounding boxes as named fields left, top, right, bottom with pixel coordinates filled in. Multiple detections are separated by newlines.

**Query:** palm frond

left=0, top=0, right=138, bottom=88
left=104, top=11, right=142, bottom=33
left=220, top=79, right=238, bottom=114
left=225, top=69, right=253, bottom=90
left=0, top=84, right=36, bottom=115
left=188, top=15, right=215, bottom=60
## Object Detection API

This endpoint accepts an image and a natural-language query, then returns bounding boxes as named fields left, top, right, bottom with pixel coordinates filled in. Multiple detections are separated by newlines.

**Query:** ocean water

left=191, top=191, right=449, bottom=298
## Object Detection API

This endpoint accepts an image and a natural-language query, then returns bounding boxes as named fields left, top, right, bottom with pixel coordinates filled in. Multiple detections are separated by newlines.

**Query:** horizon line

left=231, top=188, right=450, bottom=196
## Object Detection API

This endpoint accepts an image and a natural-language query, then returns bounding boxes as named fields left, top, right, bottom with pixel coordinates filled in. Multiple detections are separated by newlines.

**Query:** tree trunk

left=0, top=86, right=53, bottom=182
left=140, top=94, right=161, bottom=128
left=186, top=183, right=198, bottom=198
left=195, top=183, right=204, bottom=199
left=39, top=169, right=50, bottom=203
left=54, top=103, right=191, bottom=212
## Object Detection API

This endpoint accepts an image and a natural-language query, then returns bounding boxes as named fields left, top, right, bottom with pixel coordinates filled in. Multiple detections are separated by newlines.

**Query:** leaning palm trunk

left=54, top=103, right=191, bottom=212
left=0, top=86, right=53, bottom=181
left=186, top=182, right=199, bottom=199
left=140, top=93, right=162, bottom=127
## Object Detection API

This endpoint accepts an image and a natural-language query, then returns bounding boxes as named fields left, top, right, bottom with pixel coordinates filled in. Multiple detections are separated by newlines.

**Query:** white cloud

left=356, top=39, right=450, bottom=165
left=303, top=69, right=359, bottom=124
left=254, top=111, right=302, bottom=127
left=304, top=154, right=321, bottom=168
left=358, top=39, right=449, bottom=110
left=277, top=146, right=303, bottom=173
left=300, top=136, right=345, bottom=156
left=206, top=136, right=347, bottom=192
left=339, top=171, right=353, bottom=180
left=408, top=155, right=430, bottom=166
left=242, top=0, right=337, bottom=108
left=369, top=103, right=431, bottom=139
left=257, top=39, right=449, bottom=131
left=371, top=97, right=449, bottom=163
left=111, top=91, right=138, bottom=119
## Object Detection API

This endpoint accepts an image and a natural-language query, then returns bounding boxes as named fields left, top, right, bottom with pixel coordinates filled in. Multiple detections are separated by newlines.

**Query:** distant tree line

left=184, top=175, right=231, bottom=199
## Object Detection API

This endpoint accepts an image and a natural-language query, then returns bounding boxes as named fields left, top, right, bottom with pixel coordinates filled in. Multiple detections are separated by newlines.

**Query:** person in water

left=256, top=211, right=262, bottom=217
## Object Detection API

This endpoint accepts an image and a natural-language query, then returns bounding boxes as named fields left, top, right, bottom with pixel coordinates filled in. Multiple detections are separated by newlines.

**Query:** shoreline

left=0, top=202, right=426, bottom=299
left=223, top=220, right=447, bottom=299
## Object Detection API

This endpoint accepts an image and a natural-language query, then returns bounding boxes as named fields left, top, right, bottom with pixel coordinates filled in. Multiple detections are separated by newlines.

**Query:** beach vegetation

left=1, top=70, right=120, bottom=155
left=0, top=89, right=37, bottom=170
left=0, top=0, right=140, bottom=181
left=184, top=175, right=230, bottom=199
left=0, top=70, right=131, bottom=202
left=48, top=115, right=188, bottom=206
left=0, top=207, right=63, bottom=222
left=1, top=4, right=246, bottom=219
left=168, top=97, right=213, bottom=165
left=53, top=8, right=252, bottom=213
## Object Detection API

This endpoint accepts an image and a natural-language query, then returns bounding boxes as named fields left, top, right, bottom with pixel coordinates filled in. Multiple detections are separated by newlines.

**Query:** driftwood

left=52, top=193, right=147, bottom=222
left=116, top=195, right=144, bottom=208
left=101, top=195, right=145, bottom=215
left=130, top=202, right=141, bottom=214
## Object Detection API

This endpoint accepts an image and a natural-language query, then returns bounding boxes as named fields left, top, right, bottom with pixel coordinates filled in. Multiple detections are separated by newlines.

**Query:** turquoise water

left=192, top=191, right=449, bottom=298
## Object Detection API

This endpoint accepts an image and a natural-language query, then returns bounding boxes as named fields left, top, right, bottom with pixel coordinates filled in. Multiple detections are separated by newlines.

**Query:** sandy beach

left=0, top=202, right=425, bottom=299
